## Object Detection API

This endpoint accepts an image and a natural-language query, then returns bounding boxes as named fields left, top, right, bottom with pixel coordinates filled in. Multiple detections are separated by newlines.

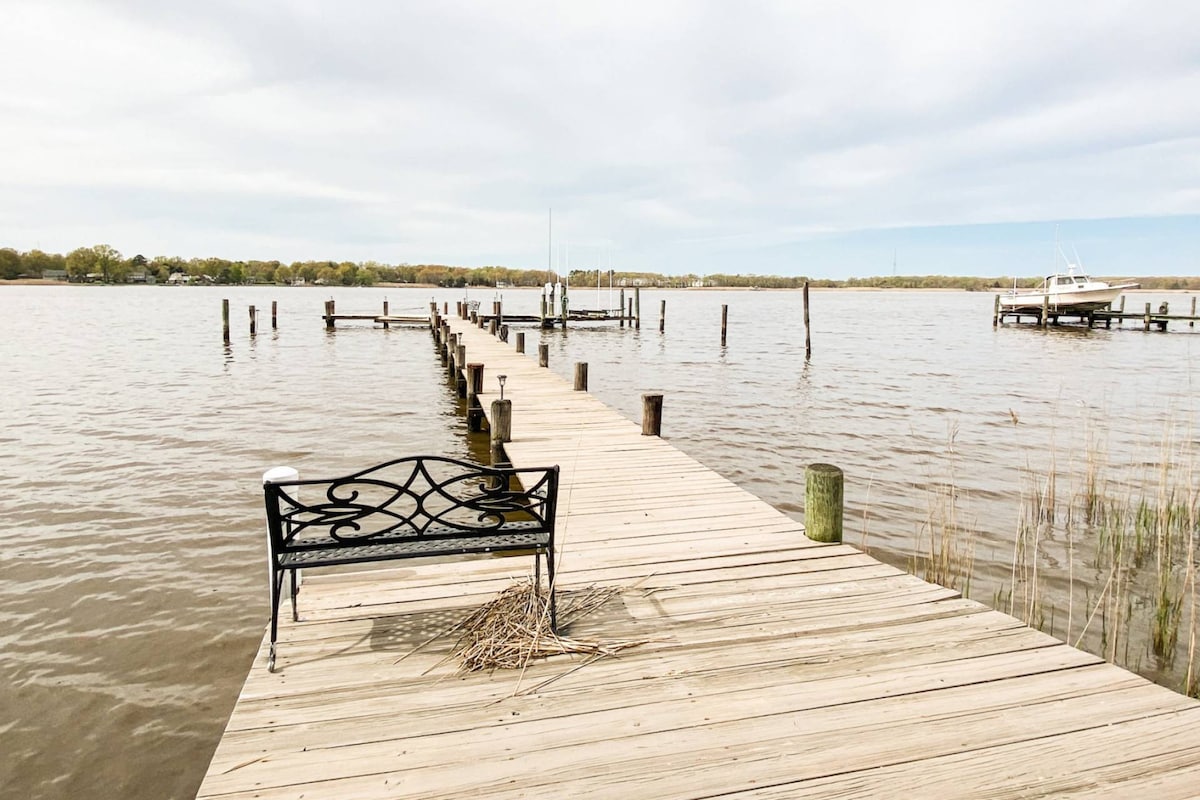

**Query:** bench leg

left=545, top=549, right=558, bottom=633
left=290, top=569, right=300, bottom=622
left=269, top=566, right=286, bottom=672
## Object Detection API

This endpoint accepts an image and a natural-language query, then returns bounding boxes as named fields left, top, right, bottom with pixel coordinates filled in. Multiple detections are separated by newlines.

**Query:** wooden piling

left=467, top=363, right=484, bottom=397
left=992, top=294, right=1000, bottom=327
left=382, top=299, right=389, bottom=330
left=1040, top=295, right=1049, bottom=328
left=538, top=343, right=549, bottom=368
left=805, top=463, right=844, bottom=543
left=634, top=287, right=641, bottom=329
left=490, top=398, right=512, bottom=449
left=1144, top=302, right=1152, bottom=332
left=574, top=362, right=588, bottom=391
left=1192, top=297, right=1196, bottom=328
left=499, top=324, right=509, bottom=343
left=540, top=295, right=548, bottom=328
left=619, top=289, right=626, bottom=328
left=249, top=305, right=257, bottom=336
left=466, top=363, right=484, bottom=432
left=488, top=318, right=497, bottom=336
left=271, top=301, right=277, bottom=330
left=516, top=332, right=525, bottom=353
left=721, top=304, right=728, bottom=347
left=222, top=299, right=230, bottom=344
left=803, top=282, right=812, bottom=359
left=659, top=300, right=666, bottom=333
left=641, top=393, right=663, bottom=437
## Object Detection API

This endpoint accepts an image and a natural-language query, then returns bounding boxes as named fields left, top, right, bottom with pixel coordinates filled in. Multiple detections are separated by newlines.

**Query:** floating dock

left=199, top=313, right=1200, bottom=798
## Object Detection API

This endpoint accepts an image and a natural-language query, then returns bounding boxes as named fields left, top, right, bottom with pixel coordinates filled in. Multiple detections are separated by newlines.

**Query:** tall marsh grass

left=999, top=415, right=1200, bottom=696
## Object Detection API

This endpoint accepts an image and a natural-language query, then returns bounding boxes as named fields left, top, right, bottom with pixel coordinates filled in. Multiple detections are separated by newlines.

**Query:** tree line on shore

left=2, top=243, right=1198, bottom=291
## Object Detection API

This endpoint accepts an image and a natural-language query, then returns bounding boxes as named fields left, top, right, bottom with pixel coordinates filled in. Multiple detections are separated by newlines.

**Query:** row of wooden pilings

left=429, top=300, right=843, bottom=545
left=222, top=299, right=278, bottom=343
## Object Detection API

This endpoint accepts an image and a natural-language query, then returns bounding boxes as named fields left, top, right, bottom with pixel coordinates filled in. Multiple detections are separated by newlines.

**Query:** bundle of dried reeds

left=448, top=580, right=645, bottom=673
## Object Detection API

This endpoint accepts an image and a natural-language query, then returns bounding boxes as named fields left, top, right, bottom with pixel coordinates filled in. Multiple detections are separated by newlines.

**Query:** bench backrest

left=263, top=456, right=559, bottom=555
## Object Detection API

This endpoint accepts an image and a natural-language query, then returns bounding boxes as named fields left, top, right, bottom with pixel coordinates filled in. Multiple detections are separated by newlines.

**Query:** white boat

left=999, top=235, right=1139, bottom=313
left=999, top=269, right=1139, bottom=312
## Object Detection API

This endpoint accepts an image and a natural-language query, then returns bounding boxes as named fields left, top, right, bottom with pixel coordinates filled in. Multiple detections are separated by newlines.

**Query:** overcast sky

left=2, top=1, right=1198, bottom=277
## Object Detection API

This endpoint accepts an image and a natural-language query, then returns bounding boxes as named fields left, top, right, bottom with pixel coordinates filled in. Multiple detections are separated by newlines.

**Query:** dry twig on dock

left=448, top=580, right=645, bottom=673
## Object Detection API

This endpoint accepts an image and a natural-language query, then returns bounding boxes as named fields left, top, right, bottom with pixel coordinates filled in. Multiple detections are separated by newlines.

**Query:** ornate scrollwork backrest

left=265, top=456, right=557, bottom=547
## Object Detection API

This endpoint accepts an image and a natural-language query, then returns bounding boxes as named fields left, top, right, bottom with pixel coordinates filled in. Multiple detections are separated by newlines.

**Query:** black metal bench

left=262, top=456, right=560, bottom=671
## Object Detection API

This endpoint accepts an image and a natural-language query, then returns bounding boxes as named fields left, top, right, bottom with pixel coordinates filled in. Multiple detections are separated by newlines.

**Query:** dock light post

left=498, top=374, right=507, bottom=401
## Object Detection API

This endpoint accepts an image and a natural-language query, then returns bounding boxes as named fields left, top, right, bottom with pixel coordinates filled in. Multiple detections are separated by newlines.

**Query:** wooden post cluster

left=641, top=393, right=663, bottom=436
left=222, top=299, right=230, bottom=344
left=574, top=362, right=588, bottom=391
left=805, top=463, right=844, bottom=543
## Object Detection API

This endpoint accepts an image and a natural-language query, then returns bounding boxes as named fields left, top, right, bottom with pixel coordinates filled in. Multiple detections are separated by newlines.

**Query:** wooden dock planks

left=197, top=316, right=1200, bottom=799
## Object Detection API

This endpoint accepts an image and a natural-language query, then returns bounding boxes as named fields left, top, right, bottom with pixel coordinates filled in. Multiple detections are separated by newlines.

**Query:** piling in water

left=803, top=282, right=812, bottom=359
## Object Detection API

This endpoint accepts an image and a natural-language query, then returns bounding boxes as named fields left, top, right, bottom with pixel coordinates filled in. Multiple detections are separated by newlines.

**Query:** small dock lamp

left=498, top=374, right=507, bottom=401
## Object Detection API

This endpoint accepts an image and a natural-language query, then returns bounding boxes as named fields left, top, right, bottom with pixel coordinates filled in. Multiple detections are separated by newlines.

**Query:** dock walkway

left=198, top=316, right=1200, bottom=799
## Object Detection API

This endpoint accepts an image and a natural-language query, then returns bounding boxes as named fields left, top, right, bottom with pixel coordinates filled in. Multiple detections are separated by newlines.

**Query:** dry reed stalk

left=445, top=580, right=647, bottom=673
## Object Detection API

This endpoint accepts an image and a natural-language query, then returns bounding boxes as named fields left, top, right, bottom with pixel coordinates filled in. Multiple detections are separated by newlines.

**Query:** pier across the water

left=198, top=309, right=1200, bottom=799
left=995, top=293, right=1200, bottom=331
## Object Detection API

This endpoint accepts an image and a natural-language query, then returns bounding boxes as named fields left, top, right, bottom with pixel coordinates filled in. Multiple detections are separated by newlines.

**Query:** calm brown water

left=2, top=284, right=1197, bottom=799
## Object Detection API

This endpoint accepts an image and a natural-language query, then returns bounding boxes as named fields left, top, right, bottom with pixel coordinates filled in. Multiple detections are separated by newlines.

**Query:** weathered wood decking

left=198, top=317, right=1200, bottom=799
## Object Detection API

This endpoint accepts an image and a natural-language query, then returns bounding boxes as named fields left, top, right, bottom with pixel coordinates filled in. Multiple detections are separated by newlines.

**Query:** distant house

left=167, top=272, right=190, bottom=285
left=127, top=270, right=148, bottom=283
left=41, top=269, right=67, bottom=281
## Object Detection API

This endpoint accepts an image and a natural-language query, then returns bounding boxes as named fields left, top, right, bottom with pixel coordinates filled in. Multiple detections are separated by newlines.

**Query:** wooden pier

left=321, top=299, right=432, bottom=329
left=995, top=294, right=1200, bottom=331
left=199, top=314, right=1200, bottom=799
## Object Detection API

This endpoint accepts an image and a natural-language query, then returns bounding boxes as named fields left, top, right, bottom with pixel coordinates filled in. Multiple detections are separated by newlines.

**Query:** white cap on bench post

left=263, top=467, right=300, bottom=595
left=263, top=466, right=298, bottom=485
